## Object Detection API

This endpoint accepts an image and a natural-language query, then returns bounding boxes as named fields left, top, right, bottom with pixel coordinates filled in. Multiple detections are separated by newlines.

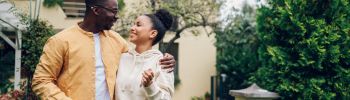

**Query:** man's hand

left=159, top=53, right=176, bottom=73
left=141, top=69, right=154, bottom=87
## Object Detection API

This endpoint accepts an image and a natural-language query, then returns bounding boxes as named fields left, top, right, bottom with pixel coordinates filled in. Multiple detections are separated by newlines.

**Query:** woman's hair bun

left=154, top=9, right=173, bottom=30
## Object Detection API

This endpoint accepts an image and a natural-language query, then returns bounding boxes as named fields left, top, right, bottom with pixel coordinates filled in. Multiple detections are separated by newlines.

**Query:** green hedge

left=21, top=18, right=54, bottom=80
left=252, top=0, right=350, bottom=99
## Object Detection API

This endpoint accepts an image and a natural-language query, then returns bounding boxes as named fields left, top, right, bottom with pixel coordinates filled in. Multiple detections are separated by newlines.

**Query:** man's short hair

left=85, top=0, right=110, bottom=14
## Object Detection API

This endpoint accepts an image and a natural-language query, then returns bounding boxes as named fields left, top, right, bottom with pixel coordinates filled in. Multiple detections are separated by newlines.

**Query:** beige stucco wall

left=11, top=0, right=82, bottom=30
left=161, top=28, right=217, bottom=99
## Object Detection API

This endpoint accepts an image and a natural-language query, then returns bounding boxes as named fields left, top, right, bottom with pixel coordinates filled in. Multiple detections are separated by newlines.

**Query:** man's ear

left=91, top=7, right=100, bottom=15
left=150, top=30, right=158, bottom=39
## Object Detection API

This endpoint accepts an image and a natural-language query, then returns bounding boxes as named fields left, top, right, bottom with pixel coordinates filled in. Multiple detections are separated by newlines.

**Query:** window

left=159, top=42, right=180, bottom=86
left=62, top=0, right=85, bottom=18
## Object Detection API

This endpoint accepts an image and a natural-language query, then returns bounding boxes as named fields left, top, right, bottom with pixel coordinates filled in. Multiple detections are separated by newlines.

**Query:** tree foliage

left=159, top=0, right=220, bottom=52
left=113, top=0, right=153, bottom=37
left=114, top=0, right=220, bottom=50
left=252, top=0, right=350, bottom=99
left=215, top=2, right=259, bottom=99
left=43, top=0, right=63, bottom=8
left=20, top=16, right=55, bottom=81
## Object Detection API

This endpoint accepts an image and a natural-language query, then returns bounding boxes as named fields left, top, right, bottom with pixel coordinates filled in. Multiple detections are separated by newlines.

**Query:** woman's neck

left=135, top=43, right=153, bottom=54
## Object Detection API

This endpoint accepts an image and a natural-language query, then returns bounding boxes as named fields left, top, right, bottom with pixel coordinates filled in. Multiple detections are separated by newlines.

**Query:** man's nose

left=112, top=16, right=118, bottom=22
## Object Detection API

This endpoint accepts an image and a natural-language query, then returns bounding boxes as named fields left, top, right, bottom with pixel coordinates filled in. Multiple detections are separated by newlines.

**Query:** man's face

left=93, top=0, right=118, bottom=30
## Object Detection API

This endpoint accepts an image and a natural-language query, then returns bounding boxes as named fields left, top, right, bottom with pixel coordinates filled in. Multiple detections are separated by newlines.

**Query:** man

left=31, top=0, right=176, bottom=99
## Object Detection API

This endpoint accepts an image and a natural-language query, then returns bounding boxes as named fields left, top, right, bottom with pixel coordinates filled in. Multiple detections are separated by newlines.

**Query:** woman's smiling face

left=129, top=15, right=157, bottom=45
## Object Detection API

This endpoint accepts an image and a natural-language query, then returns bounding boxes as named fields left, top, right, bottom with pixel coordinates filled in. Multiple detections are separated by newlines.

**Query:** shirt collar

left=76, top=22, right=108, bottom=37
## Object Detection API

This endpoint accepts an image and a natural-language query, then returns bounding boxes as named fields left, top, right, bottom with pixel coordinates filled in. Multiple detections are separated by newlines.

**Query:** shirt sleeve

left=121, top=38, right=128, bottom=53
left=144, top=56, right=175, bottom=100
left=31, top=36, right=72, bottom=100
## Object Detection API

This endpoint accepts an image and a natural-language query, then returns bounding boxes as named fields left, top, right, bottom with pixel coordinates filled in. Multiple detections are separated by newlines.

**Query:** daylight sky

left=219, top=0, right=266, bottom=27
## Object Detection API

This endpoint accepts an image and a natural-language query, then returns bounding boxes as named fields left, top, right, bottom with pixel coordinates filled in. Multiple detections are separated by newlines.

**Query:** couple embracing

left=32, top=0, right=176, bottom=100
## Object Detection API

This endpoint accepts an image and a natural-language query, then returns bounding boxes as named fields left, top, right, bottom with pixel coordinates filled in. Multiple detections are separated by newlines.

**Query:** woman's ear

left=150, top=30, right=158, bottom=39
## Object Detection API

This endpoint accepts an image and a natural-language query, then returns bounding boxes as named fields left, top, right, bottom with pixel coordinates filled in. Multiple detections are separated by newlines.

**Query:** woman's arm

left=142, top=67, right=175, bottom=100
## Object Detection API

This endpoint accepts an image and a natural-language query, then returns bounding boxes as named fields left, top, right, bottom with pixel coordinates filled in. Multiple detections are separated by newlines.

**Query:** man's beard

left=104, top=25, right=112, bottom=30
left=96, top=24, right=112, bottom=31
left=103, top=24, right=113, bottom=30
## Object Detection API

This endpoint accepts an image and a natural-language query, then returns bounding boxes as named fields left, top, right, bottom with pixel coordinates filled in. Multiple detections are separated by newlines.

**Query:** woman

left=116, top=9, right=174, bottom=100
